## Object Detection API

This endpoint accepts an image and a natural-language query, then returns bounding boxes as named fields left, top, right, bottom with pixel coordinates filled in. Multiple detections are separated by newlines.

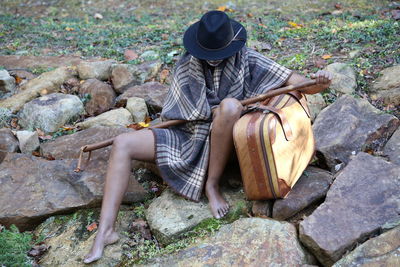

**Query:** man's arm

left=284, top=70, right=333, bottom=94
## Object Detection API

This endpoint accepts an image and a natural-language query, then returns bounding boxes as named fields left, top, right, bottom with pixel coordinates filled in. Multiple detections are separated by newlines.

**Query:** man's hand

left=310, top=70, right=333, bottom=88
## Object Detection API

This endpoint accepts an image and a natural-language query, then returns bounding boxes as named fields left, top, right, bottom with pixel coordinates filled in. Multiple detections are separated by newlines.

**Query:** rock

left=110, top=64, right=143, bottom=93
left=0, top=108, right=13, bottom=128
left=115, top=82, right=168, bottom=113
left=140, top=50, right=159, bottom=61
left=16, top=130, right=39, bottom=154
left=126, top=97, right=148, bottom=122
left=247, top=40, right=272, bottom=51
left=0, top=69, right=16, bottom=97
left=145, top=188, right=250, bottom=245
left=273, top=167, right=333, bottom=220
left=333, top=226, right=400, bottom=267
left=370, top=65, right=400, bottom=106
left=0, top=153, right=147, bottom=231
left=78, top=79, right=116, bottom=116
left=40, top=126, right=131, bottom=160
left=110, top=61, right=162, bottom=94
left=299, top=152, right=400, bottom=266
left=0, top=66, right=77, bottom=113
left=306, top=93, right=327, bottom=121
left=251, top=200, right=272, bottom=217
left=76, top=108, right=133, bottom=129
left=324, top=63, right=356, bottom=95
left=18, top=93, right=85, bottom=133
left=0, top=128, right=19, bottom=152
left=384, top=127, right=400, bottom=165
left=8, top=69, right=36, bottom=80
left=77, top=60, right=116, bottom=81
left=34, top=207, right=135, bottom=267
left=313, top=95, right=399, bottom=170
left=144, top=218, right=316, bottom=266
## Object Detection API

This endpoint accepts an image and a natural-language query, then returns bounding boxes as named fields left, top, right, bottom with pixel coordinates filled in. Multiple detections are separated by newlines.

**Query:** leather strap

left=257, top=104, right=294, bottom=141
left=287, top=91, right=311, bottom=118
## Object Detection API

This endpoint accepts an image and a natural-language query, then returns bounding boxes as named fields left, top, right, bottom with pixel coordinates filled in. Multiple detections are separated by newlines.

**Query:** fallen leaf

left=138, top=122, right=150, bottom=128
left=247, top=13, right=253, bottom=18
left=14, top=75, right=23, bottom=84
left=124, top=49, right=138, bottom=61
left=334, top=3, right=343, bottom=9
left=216, top=6, right=234, bottom=12
left=87, top=222, right=98, bottom=232
left=288, top=21, right=303, bottom=29
left=127, top=123, right=145, bottom=130
left=159, top=69, right=170, bottom=83
left=144, top=116, right=151, bottom=124
left=65, top=27, right=74, bottom=31
left=32, top=151, right=41, bottom=157
left=321, top=54, right=332, bottom=60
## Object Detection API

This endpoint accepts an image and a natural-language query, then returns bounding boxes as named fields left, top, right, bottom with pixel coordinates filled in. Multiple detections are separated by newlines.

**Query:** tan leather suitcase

left=233, top=91, right=315, bottom=200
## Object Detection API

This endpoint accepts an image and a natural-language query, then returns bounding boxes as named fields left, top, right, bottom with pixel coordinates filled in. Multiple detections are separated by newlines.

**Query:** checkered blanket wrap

left=151, top=47, right=292, bottom=201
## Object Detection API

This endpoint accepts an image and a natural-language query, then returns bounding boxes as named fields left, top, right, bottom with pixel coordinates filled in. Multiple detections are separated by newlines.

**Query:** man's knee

left=218, top=98, right=243, bottom=119
left=113, top=133, right=135, bottom=153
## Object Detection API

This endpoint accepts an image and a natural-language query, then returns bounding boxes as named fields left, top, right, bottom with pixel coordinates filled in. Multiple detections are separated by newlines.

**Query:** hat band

left=196, top=27, right=244, bottom=51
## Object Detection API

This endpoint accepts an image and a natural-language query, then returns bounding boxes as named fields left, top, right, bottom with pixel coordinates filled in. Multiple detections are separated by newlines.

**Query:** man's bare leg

left=206, top=98, right=243, bottom=219
left=83, top=129, right=155, bottom=264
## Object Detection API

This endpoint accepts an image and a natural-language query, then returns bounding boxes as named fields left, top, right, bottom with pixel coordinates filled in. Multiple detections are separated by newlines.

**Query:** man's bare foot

left=83, top=229, right=119, bottom=264
left=205, top=183, right=229, bottom=219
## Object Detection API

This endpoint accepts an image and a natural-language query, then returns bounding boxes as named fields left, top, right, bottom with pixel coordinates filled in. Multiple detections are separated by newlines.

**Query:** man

left=84, top=10, right=332, bottom=264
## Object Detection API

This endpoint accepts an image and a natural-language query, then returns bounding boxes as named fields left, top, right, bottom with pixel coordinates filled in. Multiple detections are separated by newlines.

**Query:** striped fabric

left=151, top=46, right=292, bottom=201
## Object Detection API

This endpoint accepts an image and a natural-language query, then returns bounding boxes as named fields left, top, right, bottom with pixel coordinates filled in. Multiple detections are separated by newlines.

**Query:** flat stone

left=0, top=153, right=147, bottom=231
left=115, top=82, right=168, bottom=113
left=0, top=67, right=77, bottom=113
left=40, top=126, right=132, bottom=161
left=18, top=93, right=85, bottom=133
left=299, top=152, right=400, bottom=266
left=273, top=167, right=333, bottom=220
left=370, top=65, right=400, bottom=105
left=313, top=95, right=399, bottom=170
left=0, top=128, right=19, bottom=152
left=110, top=64, right=143, bottom=93
left=333, top=226, right=400, bottom=267
left=78, top=79, right=116, bottom=116
left=145, top=188, right=250, bottom=245
left=324, top=63, right=357, bottom=95
left=77, top=60, right=116, bottom=81
left=76, top=108, right=133, bottom=129
left=0, top=69, right=16, bottom=97
left=144, top=218, right=316, bottom=266
left=126, top=97, right=148, bottom=122
left=34, top=207, right=135, bottom=267
left=384, top=127, right=400, bottom=165
left=16, top=130, right=39, bottom=154
left=306, top=93, right=327, bottom=121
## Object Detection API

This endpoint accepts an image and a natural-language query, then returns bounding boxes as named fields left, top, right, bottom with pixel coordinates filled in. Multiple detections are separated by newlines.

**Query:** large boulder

left=76, top=108, right=133, bottom=129
left=299, top=152, right=400, bottom=266
left=16, top=130, right=39, bottom=154
left=384, top=127, right=400, bottom=165
left=0, top=153, right=147, bottom=231
left=144, top=218, right=316, bottom=266
left=0, top=69, right=16, bottom=97
left=324, top=63, right=357, bottom=95
left=0, top=128, right=19, bottom=152
left=34, top=207, right=136, bottom=267
left=370, top=65, right=400, bottom=105
left=145, top=188, right=250, bottom=245
left=18, top=93, right=85, bottom=133
left=77, top=60, right=116, bottom=81
left=313, top=95, right=399, bottom=170
left=40, top=126, right=132, bottom=161
left=273, top=167, right=333, bottom=220
left=115, top=82, right=168, bottom=113
left=333, top=226, right=400, bottom=267
left=78, top=79, right=116, bottom=116
left=0, top=66, right=77, bottom=113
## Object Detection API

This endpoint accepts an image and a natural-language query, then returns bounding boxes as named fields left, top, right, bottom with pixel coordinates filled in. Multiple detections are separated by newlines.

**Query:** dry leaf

left=247, top=13, right=253, bottom=18
left=216, top=6, right=234, bottom=12
left=65, top=27, right=74, bottom=31
left=14, top=75, right=23, bottom=84
left=288, top=21, right=303, bottom=29
left=138, top=122, right=150, bottom=128
left=321, top=54, right=332, bottom=60
left=87, top=222, right=98, bottom=232
left=334, top=3, right=343, bottom=9
left=32, top=151, right=41, bottom=157
left=145, top=116, right=151, bottom=124
left=124, top=49, right=138, bottom=61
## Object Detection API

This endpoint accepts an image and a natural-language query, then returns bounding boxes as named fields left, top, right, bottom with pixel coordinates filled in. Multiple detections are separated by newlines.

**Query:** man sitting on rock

left=84, top=10, right=332, bottom=264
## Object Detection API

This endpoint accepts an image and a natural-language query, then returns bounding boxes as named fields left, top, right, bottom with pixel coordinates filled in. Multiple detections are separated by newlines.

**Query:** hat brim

left=183, top=19, right=247, bottom=60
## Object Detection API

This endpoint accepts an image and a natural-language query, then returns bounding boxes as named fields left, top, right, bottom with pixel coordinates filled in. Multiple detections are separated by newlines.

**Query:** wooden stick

left=74, top=80, right=317, bottom=172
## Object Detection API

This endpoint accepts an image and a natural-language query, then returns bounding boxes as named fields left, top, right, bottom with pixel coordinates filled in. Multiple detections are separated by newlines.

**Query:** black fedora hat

left=183, top=10, right=247, bottom=60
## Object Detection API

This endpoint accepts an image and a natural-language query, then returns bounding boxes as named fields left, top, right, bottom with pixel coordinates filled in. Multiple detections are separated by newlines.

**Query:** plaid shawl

left=151, top=47, right=292, bottom=201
